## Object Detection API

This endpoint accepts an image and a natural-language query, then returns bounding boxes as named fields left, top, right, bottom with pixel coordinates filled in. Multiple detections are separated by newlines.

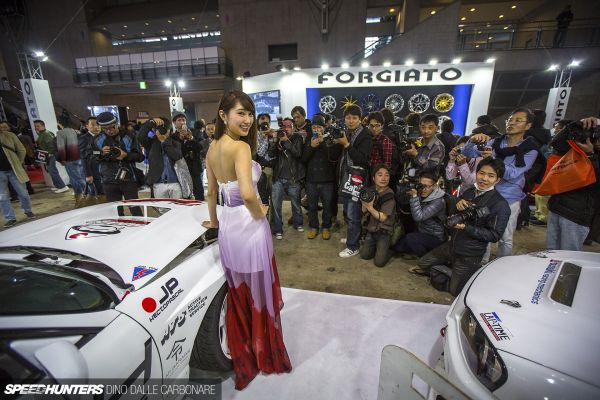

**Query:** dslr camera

left=562, top=121, right=600, bottom=142
left=392, top=122, right=422, bottom=151
left=359, top=187, right=378, bottom=203
left=98, top=146, right=122, bottom=162
left=322, top=126, right=343, bottom=147
left=259, top=122, right=271, bottom=132
left=445, top=205, right=490, bottom=228
left=475, top=142, right=489, bottom=152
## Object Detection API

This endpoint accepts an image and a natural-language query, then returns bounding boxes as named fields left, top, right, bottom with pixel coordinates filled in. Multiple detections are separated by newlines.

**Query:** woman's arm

left=235, top=143, right=267, bottom=220
left=204, top=143, right=219, bottom=228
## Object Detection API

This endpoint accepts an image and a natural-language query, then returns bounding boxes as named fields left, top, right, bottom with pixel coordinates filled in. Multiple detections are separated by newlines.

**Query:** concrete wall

left=219, top=0, right=368, bottom=77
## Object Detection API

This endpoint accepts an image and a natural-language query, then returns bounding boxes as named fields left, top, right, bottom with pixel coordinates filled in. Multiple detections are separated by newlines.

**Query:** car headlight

left=460, top=309, right=508, bottom=391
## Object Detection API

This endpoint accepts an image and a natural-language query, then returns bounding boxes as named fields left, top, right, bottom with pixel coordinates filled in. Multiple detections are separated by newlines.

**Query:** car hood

left=0, top=199, right=212, bottom=289
left=465, top=251, right=600, bottom=388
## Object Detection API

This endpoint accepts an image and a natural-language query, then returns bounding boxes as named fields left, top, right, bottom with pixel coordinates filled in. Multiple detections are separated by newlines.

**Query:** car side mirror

left=35, top=341, right=89, bottom=382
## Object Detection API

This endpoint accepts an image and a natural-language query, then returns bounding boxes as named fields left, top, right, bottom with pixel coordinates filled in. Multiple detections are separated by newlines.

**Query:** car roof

left=0, top=199, right=210, bottom=289
left=465, top=251, right=600, bottom=388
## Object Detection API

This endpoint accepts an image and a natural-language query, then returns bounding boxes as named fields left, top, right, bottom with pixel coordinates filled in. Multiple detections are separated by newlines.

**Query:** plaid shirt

left=370, top=133, right=393, bottom=170
left=257, top=133, right=275, bottom=162
left=413, top=136, right=445, bottom=173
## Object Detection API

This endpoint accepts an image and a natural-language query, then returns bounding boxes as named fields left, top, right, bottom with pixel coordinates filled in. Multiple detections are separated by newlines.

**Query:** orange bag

left=534, top=141, right=596, bottom=196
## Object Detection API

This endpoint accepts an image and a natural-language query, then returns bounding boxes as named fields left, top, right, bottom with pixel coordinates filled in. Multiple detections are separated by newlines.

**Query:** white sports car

left=442, top=250, right=600, bottom=399
left=0, top=199, right=231, bottom=391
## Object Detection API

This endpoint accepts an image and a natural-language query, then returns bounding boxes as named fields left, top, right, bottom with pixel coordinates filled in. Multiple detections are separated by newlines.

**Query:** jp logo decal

left=65, top=219, right=149, bottom=240
left=142, top=278, right=184, bottom=322
left=480, top=312, right=512, bottom=341
left=132, top=266, right=157, bottom=281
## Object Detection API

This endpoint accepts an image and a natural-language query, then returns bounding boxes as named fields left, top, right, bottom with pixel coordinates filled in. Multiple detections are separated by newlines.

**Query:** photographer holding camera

left=394, top=171, right=447, bottom=258
left=545, top=117, right=600, bottom=250
left=172, top=113, right=204, bottom=200
left=270, top=117, right=305, bottom=239
left=445, top=136, right=481, bottom=196
left=255, top=113, right=278, bottom=205
left=359, top=164, right=396, bottom=267
left=409, top=157, right=510, bottom=296
left=94, top=112, right=144, bottom=209
left=403, top=114, right=445, bottom=177
left=137, top=117, right=186, bottom=199
left=302, top=114, right=342, bottom=240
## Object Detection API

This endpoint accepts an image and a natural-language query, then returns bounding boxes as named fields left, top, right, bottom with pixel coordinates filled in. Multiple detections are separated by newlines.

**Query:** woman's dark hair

left=215, top=90, right=257, bottom=155
left=476, top=156, right=506, bottom=178
left=379, top=108, right=395, bottom=127
left=367, top=111, right=384, bottom=126
left=372, top=163, right=391, bottom=179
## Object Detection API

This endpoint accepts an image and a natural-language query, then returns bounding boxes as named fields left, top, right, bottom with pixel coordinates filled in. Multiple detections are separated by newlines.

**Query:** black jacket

left=94, top=130, right=144, bottom=185
left=338, top=125, right=373, bottom=188
left=449, top=187, right=511, bottom=257
left=302, top=139, right=342, bottom=184
left=78, top=132, right=100, bottom=179
left=137, top=121, right=183, bottom=186
left=548, top=131, right=600, bottom=227
left=472, top=124, right=501, bottom=138
left=270, top=133, right=305, bottom=182
left=173, top=130, right=203, bottom=177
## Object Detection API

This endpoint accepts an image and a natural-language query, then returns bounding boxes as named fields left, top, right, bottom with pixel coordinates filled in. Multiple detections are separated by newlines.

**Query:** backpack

left=430, top=264, right=452, bottom=292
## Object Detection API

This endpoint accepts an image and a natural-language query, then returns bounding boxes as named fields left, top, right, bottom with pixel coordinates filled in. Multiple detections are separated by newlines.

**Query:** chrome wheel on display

left=361, top=93, right=381, bottom=113
left=408, top=93, right=431, bottom=113
left=384, top=94, right=405, bottom=114
left=318, top=95, right=337, bottom=114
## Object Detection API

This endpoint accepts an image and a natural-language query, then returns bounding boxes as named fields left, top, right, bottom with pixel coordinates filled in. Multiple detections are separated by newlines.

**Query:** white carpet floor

left=217, top=287, right=450, bottom=400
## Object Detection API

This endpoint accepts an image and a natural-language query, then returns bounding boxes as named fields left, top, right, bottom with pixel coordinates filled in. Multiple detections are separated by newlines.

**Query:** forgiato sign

left=544, top=87, right=571, bottom=128
left=19, top=79, right=58, bottom=140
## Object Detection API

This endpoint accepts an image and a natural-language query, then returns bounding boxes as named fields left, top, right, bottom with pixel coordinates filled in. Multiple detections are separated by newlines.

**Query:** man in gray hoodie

left=394, top=171, right=447, bottom=257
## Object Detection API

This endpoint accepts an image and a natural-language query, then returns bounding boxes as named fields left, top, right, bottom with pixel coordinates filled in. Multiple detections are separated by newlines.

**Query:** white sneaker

left=50, top=187, right=60, bottom=192
left=54, top=187, right=69, bottom=193
left=340, top=238, right=347, bottom=244
left=295, top=226, right=304, bottom=232
left=339, top=248, right=359, bottom=258
left=275, top=233, right=283, bottom=240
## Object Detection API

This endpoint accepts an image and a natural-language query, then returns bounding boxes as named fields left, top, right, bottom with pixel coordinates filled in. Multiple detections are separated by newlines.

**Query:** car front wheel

left=190, top=283, right=233, bottom=371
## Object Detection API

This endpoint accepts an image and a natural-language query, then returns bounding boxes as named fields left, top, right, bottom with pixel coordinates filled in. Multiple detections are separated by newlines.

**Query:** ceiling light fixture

left=321, top=63, right=329, bottom=70
left=569, top=60, right=581, bottom=67
left=293, top=66, right=301, bottom=71
left=452, top=57, right=462, bottom=64
left=389, top=8, right=395, bottom=13
left=547, top=64, right=559, bottom=71
left=499, top=14, right=504, bottom=19
left=511, top=5, right=517, bottom=9
left=405, top=59, right=414, bottom=66
left=341, top=62, right=349, bottom=68
left=470, top=8, right=476, bottom=12
left=383, top=61, right=391, bottom=67
left=431, top=10, right=436, bottom=15
left=460, top=16, right=466, bottom=21
left=164, top=80, right=172, bottom=87
left=361, top=61, right=369, bottom=68
left=486, top=57, right=496, bottom=63
left=429, top=58, right=438, bottom=65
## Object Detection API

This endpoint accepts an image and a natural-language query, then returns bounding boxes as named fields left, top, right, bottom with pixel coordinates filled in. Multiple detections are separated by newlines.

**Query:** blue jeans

left=546, top=211, right=590, bottom=251
left=306, top=182, right=334, bottom=230
left=64, top=160, right=86, bottom=195
left=395, top=232, right=445, bottom=257
left=272, top=178, right=303, bottom=234
left=47, top=155, right=66, bottom=189
left=0, top=170, right=32, bottom=221
left=342, top=195, right=362, bottom=251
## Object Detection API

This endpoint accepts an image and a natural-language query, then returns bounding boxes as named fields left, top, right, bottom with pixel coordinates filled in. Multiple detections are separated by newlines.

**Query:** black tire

left=190, top=283, right=233, bottom=371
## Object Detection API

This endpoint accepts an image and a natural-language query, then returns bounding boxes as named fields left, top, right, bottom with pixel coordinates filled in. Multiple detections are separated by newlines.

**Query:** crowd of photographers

left=1, top=102, right=599, bottom=295
left=253, top=104, right=600, bottom=295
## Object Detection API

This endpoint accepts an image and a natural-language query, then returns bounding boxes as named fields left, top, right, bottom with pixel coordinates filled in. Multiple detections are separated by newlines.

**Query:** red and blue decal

left=132, top=266, right=157, bottom=281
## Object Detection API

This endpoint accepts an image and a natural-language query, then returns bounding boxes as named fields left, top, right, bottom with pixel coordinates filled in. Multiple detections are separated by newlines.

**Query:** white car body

left=442, top=250, right=600, bottom=399
left=0, top=199, right=230, bottom=392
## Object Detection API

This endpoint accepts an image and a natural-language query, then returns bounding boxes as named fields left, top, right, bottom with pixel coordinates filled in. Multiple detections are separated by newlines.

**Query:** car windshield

left=0, top=260, right=114, bottom=316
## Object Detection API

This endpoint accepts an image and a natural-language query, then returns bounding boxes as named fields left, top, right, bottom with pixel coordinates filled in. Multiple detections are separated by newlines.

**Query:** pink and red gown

left=218, top=160, right=292, bottom=390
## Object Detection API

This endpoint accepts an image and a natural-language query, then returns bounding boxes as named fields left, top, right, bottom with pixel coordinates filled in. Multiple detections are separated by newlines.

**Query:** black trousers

left=418, top=241, right=483, bottom=296
left=102, top=181, right=142, bottom=216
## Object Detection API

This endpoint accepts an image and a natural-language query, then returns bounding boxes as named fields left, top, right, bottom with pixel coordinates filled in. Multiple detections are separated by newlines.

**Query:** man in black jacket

left=410, top=157, right=511, bottom=296
left=137, top=117, right=184, bottom=199
left=172, top=113, right=204, bottom=200
left=270, top=117, right=305, bottom=239
left=95, top=112, right=144, bottom=213
left=336, top=104, right=372, bottom=257
left=302, top=114, right=342, bottom=240
left=79, top=116, right=103, bottom=195
left=546, top=118, right=600, bottom=250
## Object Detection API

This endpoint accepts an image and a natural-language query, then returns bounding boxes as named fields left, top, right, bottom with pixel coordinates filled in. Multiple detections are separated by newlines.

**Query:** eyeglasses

left=104, top=124, right=118, bottom=131
left=369, top=123, right=382, bottom=129
left=505, top=118, right=527, bottom=124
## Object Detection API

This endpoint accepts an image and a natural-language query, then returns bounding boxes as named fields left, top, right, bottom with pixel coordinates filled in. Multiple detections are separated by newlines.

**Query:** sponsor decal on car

left=161, top=310, right=187, bottom=346
left=165, top=338, right=191, bottom=378
left=65, top=219, right=149, bottom=240
left=142, top=278, right=184, bottom=322
left=132, top=266, right=157, bottom=281
left=531, top=259, right=561, bottom=305
left=480, top=312, right=512, bottom=341
left=187, top=295, right=208, bottom=318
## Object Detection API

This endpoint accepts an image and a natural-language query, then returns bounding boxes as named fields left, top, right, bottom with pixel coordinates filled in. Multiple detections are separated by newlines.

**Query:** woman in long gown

left=202, top=91, right=292, bottom=389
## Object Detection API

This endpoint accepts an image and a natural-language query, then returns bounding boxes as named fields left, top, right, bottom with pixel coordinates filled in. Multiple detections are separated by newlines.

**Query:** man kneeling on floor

left=410, top=157, right=510, bottom=296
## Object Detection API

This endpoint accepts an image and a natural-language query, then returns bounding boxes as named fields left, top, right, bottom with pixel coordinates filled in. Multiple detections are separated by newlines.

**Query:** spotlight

left=430, top=10, right=436, bottom=15
left=34, top=51, right=45, bottom=57
left=293, top=66, right=301, bottom=71
left=321, top=63, right=329, bottom=69
left=405, top=59, right=414, bottom=66
left=280, top=67, right=288, bottom=72
left=383, top=61, right=391, bottom=67
left=499, top=14, right=504, bottom=19
left=177, top=80, right=185, bottom=87
left=568, top=60, right=580, bottom=67
left=547, top=64, right=559, bottom=71
left=470, top=8, right=476, bottom=12
left=428, top=58, right=438, bottom=65
left=485, top=57, right=496, bottom=63
left=341, top=62, right=349, bottom=68
left=452, top=57, right=462, bottom=64
left=41, top=56, right=48, bottom=62
left=236, top=76, right=243, bottom=81
left=361, top=61, right=369, bottom=68
left=164, top=80, right=172, bottom=87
